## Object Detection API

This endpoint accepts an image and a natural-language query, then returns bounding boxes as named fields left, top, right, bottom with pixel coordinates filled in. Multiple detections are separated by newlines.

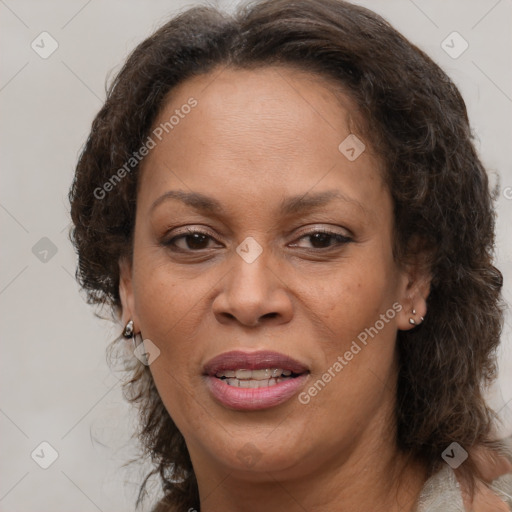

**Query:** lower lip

left=205, top=374, right=309, bottom=411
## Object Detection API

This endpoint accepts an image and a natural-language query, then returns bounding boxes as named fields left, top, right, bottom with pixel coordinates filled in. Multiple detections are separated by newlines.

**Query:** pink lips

left=203, top=350, right=309, bottom=411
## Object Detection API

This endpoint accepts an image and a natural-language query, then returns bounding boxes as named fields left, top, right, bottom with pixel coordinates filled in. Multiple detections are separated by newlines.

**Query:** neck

left=193, top=402, right=427, bottom=512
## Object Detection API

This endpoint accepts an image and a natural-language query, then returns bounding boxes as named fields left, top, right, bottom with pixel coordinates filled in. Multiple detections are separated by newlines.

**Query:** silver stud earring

left=123, top=319, right=142, bottom=349
left=409, top=308, right=425, bottom=326
left=409, top=307, right=422, bottom=326
left=123, top=319, right=134, bottom=338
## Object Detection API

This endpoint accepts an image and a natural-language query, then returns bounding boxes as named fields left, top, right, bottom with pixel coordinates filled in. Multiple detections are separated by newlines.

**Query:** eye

left=290, top=229, right=352, bottom=250
left=163, top=228, right=223, bottom=251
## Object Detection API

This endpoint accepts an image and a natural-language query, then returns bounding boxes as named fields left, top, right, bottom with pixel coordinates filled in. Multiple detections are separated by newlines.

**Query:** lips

left=203, top=350, right=308, bottom=375
left=203, top=350, right=309, bottom=411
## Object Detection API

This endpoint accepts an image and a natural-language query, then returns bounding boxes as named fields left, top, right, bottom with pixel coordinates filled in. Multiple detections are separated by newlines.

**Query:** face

left=119, top=66, right=428, bottom=484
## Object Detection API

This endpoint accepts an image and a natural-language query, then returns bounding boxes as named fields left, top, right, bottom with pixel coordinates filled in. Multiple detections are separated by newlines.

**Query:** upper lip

left=203, top=350, right=309, bottom=376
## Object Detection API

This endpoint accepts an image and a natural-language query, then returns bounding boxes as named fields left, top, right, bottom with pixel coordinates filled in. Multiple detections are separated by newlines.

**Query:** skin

left=119, top=65, right=443, bottom=511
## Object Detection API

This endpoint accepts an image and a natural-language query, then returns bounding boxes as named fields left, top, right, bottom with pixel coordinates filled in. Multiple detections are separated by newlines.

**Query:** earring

left=123, top=319, right=142, bottom=349
left=123, top=320, right=134, bottom=338
left=409, top=308, right=425, bottom=326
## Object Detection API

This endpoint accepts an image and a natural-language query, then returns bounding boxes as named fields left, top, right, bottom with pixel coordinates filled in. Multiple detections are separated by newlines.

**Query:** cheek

left=131, top=256, right=210, bottom=435
left=296, top=273, right=399, bottom=447
left=295, top=250, right=401, bottom=405
left=132, top=233, right=204, bottom=315
left=131, top=249, right=204, bottom=363
left=295, top=253, right=399, bottom=344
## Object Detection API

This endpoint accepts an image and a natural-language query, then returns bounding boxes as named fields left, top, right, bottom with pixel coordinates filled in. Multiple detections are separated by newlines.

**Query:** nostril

left=215, top=311, right=280, bottom=326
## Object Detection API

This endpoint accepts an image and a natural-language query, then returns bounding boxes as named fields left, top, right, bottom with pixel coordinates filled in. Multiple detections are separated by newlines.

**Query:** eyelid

left=161, top=224, right=352, bottom=252
left=174, top=225, right=214, bottom=235
left=161, top=225, right=224, bottom=248
left=165, top=225, right=220, bottom=239
left=287, top=225, right=353, bottom=251
left=291, top=224, right=352, bottom=239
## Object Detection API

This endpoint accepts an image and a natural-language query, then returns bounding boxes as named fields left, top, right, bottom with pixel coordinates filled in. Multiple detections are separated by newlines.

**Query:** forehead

left=155, top=65, right=362, bottom=149
left=137, top=65, right=387, bottom=215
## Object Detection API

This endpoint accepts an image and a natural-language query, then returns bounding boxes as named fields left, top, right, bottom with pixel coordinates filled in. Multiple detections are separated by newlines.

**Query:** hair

left=68, top=0, right=508, bottom=510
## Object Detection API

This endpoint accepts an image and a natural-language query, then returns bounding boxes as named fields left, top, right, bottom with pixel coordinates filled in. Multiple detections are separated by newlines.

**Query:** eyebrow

left=280, top=190, right=368, bottom=216
left=150, top=189, right=369, bottom=216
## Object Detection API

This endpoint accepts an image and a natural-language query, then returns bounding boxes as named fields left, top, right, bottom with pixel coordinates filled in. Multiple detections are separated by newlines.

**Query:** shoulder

left=413, top=465, right=465, bottom=512
left=413, top=445, right=512, bottom=512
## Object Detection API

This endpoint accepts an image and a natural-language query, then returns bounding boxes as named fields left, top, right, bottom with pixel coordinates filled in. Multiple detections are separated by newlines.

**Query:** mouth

left=203, top=350, right=309, bottom=411
left=214, top=368, right=300, bottom=388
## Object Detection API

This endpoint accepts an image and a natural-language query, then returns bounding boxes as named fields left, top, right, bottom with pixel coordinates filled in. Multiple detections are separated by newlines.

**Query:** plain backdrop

left=1, top=0, right=511, bottom=510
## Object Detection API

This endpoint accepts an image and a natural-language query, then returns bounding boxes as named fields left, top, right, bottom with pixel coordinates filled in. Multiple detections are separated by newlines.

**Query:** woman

left=69, top=0, right=512, bottom=510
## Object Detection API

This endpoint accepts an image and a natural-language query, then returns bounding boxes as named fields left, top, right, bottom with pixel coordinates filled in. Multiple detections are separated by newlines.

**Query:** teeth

left=215, top=368, right=291, bottom=380
left=251, top=369, right=272, bottom=379
left=224, top=377, right=287, bottom=388
left=214, top=368, right=300, bottom=388
left=235, top=369, right=253, bottom=379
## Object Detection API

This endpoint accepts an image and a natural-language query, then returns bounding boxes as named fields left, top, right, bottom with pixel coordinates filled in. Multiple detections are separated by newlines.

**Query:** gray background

left=1, top=0, right=511, bottom=510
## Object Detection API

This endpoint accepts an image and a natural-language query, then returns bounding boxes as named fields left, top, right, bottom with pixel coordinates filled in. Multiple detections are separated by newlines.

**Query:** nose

left=212, top=250, right=294, bottom=328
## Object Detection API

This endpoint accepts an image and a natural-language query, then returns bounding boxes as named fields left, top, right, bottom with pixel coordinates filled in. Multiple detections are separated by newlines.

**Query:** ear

left=395, top=242, right=432, bottom=331
left=119, top=256, right=139, bottom=330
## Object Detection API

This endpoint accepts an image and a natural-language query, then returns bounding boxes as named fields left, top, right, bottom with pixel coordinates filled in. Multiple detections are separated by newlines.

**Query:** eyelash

left=290, top=229, right=353, bottom=249
left=162, top=227, right=352, bottom=252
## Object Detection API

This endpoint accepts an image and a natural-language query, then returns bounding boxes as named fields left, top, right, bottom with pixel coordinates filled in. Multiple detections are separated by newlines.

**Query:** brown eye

left=179, top=233, right=211, bottom=250
left=291, top=230, right=352, bottom=250
left=163, top=229, right=223, bottom=252
left=309, top=232, right=336, bottom=248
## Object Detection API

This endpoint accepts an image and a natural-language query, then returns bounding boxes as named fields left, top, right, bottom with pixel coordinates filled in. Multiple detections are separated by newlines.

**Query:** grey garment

left=412, top=465, right=465, bottom=512
left=412, top=464, right=512, bottom=511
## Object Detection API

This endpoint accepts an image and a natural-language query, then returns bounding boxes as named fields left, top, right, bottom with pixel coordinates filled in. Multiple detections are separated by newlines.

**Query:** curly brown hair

left=68, top=0, right=507, bottom=510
